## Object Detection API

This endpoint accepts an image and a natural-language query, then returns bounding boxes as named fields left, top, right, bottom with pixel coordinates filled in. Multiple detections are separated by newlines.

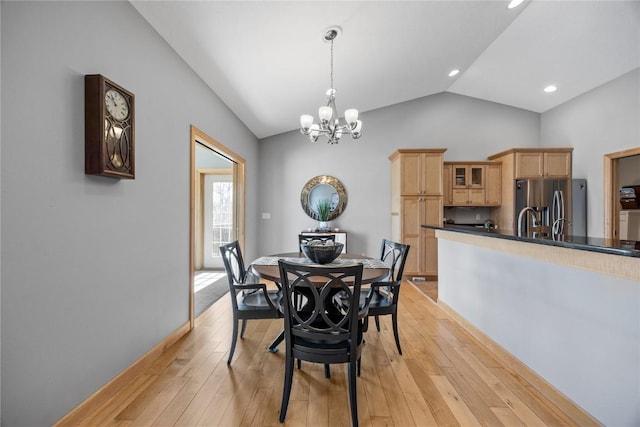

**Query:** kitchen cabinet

left=443, top=163, right=453, bottom=205
left=484, top=163, right=502, bottom=205
left=396, top=151, right=443, bottom=195
left=444, top=162, right=501, bottom=206
left=515, top=151, right=571, bottom=179
left=390, top=149, right=446, bottom=278
left=453, top=164, right=484, bottom=188
left=488, top=148, right=573, bottom=232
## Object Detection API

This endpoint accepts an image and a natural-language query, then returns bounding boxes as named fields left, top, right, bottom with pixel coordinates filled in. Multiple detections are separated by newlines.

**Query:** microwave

left=620, top=185, right=640, bottom=209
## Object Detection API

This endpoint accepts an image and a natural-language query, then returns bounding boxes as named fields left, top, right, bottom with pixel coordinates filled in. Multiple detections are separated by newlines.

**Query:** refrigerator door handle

left=552, top=190, right=566, bottom=235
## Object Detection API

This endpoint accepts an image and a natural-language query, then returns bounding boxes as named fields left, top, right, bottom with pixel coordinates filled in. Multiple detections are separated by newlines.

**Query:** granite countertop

left=423, top=224, right=640, bottom=258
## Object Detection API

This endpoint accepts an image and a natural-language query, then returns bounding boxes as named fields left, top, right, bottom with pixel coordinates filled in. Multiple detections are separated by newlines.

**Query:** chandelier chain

left=330, top=39, right=334, bottom=90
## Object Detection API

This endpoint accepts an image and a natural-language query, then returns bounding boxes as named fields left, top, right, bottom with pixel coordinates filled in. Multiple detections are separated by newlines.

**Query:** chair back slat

left=379, top=239, right=410, bottom=282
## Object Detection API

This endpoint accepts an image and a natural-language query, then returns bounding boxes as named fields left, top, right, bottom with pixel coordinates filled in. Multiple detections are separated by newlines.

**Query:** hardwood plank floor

left=69, top=283, right=594, bottom=426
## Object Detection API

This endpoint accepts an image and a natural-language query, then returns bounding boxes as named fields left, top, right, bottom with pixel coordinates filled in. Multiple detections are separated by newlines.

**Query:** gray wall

left=0, top=2, right=259, bottom=425
left=540, top=68, right=640, bottom=237
left=257, top=92, right=540, bottom=258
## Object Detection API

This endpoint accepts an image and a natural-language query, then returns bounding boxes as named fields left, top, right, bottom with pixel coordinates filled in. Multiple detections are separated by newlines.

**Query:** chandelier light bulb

left=319, top=106, right=333, bottom=123
left=310, top=123, right=320, bottom=139
left=344, top=109, right=358, bottom=126
left=300, top=114, right=313, bottom=132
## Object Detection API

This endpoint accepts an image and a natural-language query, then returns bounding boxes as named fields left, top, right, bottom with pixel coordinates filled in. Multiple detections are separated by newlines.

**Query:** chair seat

left=361, top=288, right=394, bottom=310
left=236, top=290, right=281, bottom=312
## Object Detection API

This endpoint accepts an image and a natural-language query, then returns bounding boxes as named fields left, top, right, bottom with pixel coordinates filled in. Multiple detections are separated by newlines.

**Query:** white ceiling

left=131, top=0, right=640, bottom=140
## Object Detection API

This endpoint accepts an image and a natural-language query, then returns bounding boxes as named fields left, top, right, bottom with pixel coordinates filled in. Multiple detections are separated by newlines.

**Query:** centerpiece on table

left=300, top=240, right=344, bottom=264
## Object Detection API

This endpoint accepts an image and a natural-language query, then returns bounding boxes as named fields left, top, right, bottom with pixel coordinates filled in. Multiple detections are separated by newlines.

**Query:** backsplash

left=444, top=206, right=493, bottom=225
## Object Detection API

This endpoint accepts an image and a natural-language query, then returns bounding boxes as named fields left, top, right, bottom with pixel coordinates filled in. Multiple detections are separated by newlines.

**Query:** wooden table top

left=249, top=252, right=389, bottom=284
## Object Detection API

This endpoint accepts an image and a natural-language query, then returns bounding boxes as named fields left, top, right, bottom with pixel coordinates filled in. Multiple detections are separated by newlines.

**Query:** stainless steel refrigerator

left=515, top=178, right=587, bottom=237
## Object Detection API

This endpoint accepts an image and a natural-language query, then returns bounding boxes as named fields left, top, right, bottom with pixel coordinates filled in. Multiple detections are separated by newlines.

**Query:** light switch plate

left=261, top=212, right=271, bottom=219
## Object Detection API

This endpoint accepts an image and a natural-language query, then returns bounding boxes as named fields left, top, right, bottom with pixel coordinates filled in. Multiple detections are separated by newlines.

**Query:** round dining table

left=249, top=252, right=390, bottom=284
left=248, top=252, right=390, bottom=352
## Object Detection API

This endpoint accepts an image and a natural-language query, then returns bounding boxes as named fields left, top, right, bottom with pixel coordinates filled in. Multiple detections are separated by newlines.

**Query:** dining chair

left=277, top=260, right=369, bottom=426
left=219, top=241, right=282, bottom=365
left=362, top=239, right=410, bottom=355
left=298, top=233, right=336, bottom=252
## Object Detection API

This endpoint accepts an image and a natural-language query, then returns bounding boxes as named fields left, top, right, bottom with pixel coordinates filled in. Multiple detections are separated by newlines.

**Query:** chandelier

left=299, top=27, right=362, bottom=144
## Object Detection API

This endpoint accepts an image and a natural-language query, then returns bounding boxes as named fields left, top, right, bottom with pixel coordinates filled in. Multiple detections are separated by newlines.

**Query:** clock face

left=105, top=88, right=129, bottom=121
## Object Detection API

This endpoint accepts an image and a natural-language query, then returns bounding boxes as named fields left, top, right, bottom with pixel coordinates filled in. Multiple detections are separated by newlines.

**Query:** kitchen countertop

left=422, top=224, right=640, bottom=258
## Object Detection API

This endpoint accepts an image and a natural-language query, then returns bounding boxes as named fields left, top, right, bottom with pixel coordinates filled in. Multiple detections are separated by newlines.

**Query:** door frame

left=604, top=146, right=640, bottom=239
left=190, top=125, right=246, bottom=328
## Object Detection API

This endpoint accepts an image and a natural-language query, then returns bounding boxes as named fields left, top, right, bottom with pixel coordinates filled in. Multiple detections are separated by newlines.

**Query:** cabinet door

left=401, top=197, right=421, bottom=237
left=515, top=152, right=544, bottom=178
left=453, top=166, right=467, bottom=188
left=451, top=189, right=469, bottom=205
left=469, top=165, right=484, bottom=187
left=443, top=164, right=453, bottom=205
left=544, top=152, right=571, bottom=178
left=469, top=188, right=485, bottom=205
left=423, top=196, right=443, bottom=225
left=422, top=153, right=443, bottom=195
left=422, top=229, right=438, bottom=276
left=401, top=196, right=421, bottom=276
left=400, top=153, right=422, bottom=195
left=484, top=163, right=502, bottom=205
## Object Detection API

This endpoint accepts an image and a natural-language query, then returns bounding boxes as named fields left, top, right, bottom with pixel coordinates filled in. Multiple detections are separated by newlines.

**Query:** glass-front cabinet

left=453, top=165, right=484, bottom=188
left=444, top=162, right=501, bottom=207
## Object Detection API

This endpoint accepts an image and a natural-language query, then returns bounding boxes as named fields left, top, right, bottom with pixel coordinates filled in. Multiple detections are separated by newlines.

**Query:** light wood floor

left=72, top=282, right=595, bottom=426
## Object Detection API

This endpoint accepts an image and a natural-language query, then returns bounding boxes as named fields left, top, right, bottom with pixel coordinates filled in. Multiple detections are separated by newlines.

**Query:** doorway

left=190, top=125, right=246, bottom=328
left=604, top=146, right=640, bottom=239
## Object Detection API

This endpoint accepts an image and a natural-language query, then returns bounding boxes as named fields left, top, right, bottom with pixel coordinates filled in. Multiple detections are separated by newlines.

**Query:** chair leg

left=279, top=355, right=294, bottom=423
left=297, top=359, right=301, bottom=370
left=392, top=312, right=402, bottom=355
left=375, top=315, right=381, bottom=332
left=268, top=331, right=284, bottom=353
left=240, top=319, right=248, bottom=339
left=228, top=319, right=238, bottom=365
left=324, top=364, right=331, bottom=379
left=348, top=361, right=359, bottom=427
left=357, top=357, right=361, bottom=377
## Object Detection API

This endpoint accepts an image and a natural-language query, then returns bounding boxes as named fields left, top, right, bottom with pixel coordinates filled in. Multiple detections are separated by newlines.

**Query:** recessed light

left=448, top=69, right=460, bottom=77
left=544, top=85, right=557, bottom=93
left=508, top=0, right=524, bottom=9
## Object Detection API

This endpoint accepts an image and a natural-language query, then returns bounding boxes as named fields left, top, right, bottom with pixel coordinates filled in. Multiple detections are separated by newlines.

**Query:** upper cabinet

left=453, top=164, right=484, bottom=188
left=444, top=162, right=501, bottom=206
left=514, top=150, right=572, bottom=179
left=394, top=150, right=443, bottom=195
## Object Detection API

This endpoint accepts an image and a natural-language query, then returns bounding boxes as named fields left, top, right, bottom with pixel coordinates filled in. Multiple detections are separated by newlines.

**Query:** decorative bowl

left=300, top=242, right=344, bottom=264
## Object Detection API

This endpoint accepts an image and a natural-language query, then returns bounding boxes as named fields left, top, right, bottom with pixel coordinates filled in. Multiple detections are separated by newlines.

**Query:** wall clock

left=85, top=74, right=135, bottom=179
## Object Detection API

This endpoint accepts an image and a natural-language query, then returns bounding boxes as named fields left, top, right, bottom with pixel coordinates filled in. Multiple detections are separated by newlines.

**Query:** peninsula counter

left=424, top=225, right=639, bottom=426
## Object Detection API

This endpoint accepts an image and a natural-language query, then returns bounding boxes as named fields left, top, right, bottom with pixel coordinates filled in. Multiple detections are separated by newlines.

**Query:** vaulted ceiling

left=132, top=1, right=640, bottom=139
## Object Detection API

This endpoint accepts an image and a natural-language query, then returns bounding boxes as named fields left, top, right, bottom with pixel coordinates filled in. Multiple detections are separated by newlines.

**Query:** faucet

left=517, top=207, right=538, bottom=237
left=552, top=218, right=572, bottom=236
